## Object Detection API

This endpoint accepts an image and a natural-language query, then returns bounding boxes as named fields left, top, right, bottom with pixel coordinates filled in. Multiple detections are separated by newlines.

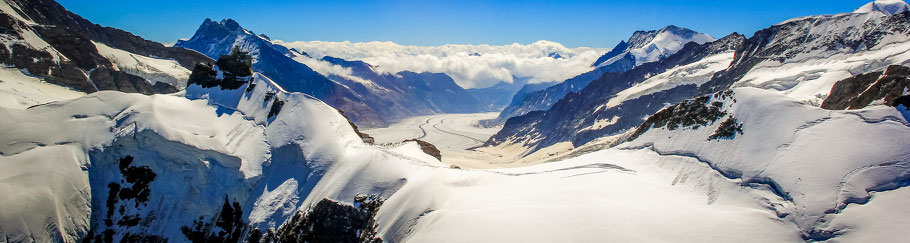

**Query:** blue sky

left=58, top=0, right=873, bottom=48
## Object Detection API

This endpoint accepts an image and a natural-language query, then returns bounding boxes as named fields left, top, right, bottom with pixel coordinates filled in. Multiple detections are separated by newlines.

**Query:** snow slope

left=0, top=67, right=85, bottom=109
left=736, top=10, right=910, bottom=104
left=593, top=25, right=714, bottom=68
left=93, top=41, right=192, bottom=88
left=1, top=57, right=908, bottom=243
left=605, top=51, right=735, bottom=108
left=0, top=68, right=363, bottom=241
left=622, top=87, right=910, bottom=237
left=854, top=0, right=910, bottom=15
left=0, top=69, right=815, bottom=243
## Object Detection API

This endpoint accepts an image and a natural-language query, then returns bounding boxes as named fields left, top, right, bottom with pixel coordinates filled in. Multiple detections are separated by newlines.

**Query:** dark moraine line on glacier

left=416, top=117, right=432, bottom=140
left=432, top=117, right=487, bottom=144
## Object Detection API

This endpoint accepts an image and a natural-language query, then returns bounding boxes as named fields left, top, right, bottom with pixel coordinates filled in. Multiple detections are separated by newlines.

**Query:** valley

left=364, top=112, right=531, bottom=169
left=2, top=0, right=910, bottom=242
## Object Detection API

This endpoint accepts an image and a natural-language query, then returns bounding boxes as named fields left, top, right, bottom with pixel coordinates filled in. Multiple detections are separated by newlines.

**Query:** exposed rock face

left=84, top=155, right=166, bottom=243
left=821, top=65, right=910, bottom=110
left=0, top=14, right=95, bottom=92
left=406, top=139, right=442, bottom=161
left=180, top=197, right=246, bottom=243
left=337, top=109, right=376, bottom=144
left=0, top=0, right=212, bottom=94
left=7, top=0, right=211, bottom=69
left=187, top=47, right=255, bottom=90
left=274, top=196, right=384, bottom=243
left=628, top=90, right=735, bottom=141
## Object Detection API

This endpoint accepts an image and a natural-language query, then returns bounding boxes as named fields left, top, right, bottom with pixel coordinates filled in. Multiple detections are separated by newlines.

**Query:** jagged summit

left=854, top=0, right=910, bottom=15
left=592, top=25, right=713, bottom=68
left=175, top=18, right=336, bottom=99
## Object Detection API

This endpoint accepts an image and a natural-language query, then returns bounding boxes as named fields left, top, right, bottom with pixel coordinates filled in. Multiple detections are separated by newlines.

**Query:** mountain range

left=1, top=0, right=910, bottom=242
left=173, top=18, right=539, bottom=127
left=487, top=25, right=713, bottom=126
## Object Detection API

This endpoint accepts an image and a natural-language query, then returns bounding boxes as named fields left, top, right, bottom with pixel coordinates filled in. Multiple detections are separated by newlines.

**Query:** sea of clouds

left=274, top=40, right=607, bottom=89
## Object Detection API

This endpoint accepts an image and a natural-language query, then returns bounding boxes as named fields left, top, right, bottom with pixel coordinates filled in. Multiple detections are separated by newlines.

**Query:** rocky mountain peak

left=592, top=25, right=713, bottom=68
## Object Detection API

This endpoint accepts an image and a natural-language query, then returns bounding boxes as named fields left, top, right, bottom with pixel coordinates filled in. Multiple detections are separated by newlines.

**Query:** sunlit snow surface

left=93, top=41, right=193, bottom=88
left=2, top=0, right=910, bottom=241
left=1, top=62, right=910, bottom=242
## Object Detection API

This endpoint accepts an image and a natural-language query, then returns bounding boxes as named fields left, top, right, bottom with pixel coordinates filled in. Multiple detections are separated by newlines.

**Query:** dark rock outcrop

left=0, top=0, right=213, bottom=94
left=821, top=65, right=910, bottom=110
left=628, top=90, right=734, bottom=141
left=405, top=139, right=443, bottom=161
left=274, top=196, right=384, bottom=243
left=84, top=155, right=164, bottom=243
left=187, top=47, right=254, bottom=90
left=180, top=196, right=246, bottom=243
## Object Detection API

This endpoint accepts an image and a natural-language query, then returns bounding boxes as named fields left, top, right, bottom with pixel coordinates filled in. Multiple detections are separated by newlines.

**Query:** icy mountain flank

left=177, top=19, right=493, bottom=127
left=854, top=0, right=910, bottom=15
left=623, top=87, right=910, bottom=240
left=489, top=2, right=910, bottom=153
left=592, top=25, right=714, bottom=68
left=0, top=0, right=211, bottom=94
left=488, top=26, right=713, bottom=126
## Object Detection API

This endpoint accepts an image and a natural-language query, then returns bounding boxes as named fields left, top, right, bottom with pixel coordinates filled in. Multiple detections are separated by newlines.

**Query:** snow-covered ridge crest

left=854, top=0, right=910, bottom=15
left=731, top=9, right=910, bottom=104
left=0, top=90, right=271, bottom=242
left=592, top=25, right=714, bottom=68
left=0, top=45, right=367, bottom=241
left=777, top=0, right=908, bottom=26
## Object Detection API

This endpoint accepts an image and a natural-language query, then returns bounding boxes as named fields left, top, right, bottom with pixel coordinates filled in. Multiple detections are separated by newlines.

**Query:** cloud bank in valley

left=274, top=40, right=607, bottom=89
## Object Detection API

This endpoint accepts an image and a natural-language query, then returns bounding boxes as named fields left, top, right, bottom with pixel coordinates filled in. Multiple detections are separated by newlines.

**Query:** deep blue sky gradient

left=58, top=0, right=874, bottom=48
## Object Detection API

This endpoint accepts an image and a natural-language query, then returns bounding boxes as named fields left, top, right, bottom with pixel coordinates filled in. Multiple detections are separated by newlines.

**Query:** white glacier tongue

left=854, top=0, right=910, bottom=15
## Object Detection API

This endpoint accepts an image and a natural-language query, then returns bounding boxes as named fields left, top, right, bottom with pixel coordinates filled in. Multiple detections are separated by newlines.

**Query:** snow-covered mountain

left=592, top=25, right=714, bottom=69
left=487, top=26, right=713, bottom=126
left=854, top=0, right=910, bottom=15
left=488, top=2, right=910, bottom=153
left=0, top=0, right=211, bottom=95
left=175, top=19, right=338, bottom=100
left=176, top=19, right=493, bottom=127
left=487, top=33, right=745, bottom=152
left=3, top=0, right=910, bottom=242
left=621, top=86, right=910, bottom=240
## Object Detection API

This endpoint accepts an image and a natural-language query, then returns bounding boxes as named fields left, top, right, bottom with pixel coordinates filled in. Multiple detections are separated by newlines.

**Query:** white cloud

left=289, top=54, right=392, bottom=93
left=273, top=40, right=607, bottom=89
